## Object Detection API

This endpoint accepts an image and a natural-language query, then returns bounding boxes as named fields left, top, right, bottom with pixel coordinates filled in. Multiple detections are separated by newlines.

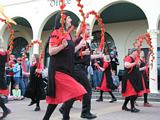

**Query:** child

left=111, top=70, right=120, bottom=92
left=12, top=84, right=24, bottom=100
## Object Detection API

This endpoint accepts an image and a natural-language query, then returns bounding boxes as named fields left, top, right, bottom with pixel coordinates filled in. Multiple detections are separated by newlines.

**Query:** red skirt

left=122, top=80, right=142, bottom=97
left=0, top=89, right=9, bottom=96
left=141, top=76, right=150, bottom=94
left=46, top=71, right=86, bottom=104
left=96, top=74, right=111, bottom=92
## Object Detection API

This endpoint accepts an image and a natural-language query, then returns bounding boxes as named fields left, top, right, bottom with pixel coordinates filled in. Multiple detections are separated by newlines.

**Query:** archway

left=92, top=2, right=148, bottom=69
left=2, top=17, right=33, bottom=57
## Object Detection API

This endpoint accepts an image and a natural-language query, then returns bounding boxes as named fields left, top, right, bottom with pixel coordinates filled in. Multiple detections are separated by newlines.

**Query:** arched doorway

left=12, top=37, right=28, bottom=58
left=93, top=2, right=148, bottom=69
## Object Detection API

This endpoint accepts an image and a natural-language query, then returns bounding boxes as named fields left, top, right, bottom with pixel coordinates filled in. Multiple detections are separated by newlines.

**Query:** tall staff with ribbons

left=0, top=5, right=16, bottom=119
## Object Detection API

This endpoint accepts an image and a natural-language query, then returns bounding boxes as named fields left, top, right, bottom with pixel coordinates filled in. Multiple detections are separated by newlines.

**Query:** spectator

left=110, top=51, right=119, bottom=75
left=12, top=84, right=24, bottom=100
left=111, top=70, right=120, bottom=92
left=22, top=57, right=30, bottom=88
left=91, top=50, right=103, bottom=89
left=112, top=46, right=118, bottom=57
left=6, top=55, right=16, bottom=95
left=13, top=58, right=26, bottom=96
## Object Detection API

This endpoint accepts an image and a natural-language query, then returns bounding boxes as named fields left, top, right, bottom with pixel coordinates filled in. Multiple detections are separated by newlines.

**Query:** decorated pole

left=86, top=10, right=105, bottom=52
left=133, top=33, right=154, bottom=68
left=0, top=5, right=16, bottom=55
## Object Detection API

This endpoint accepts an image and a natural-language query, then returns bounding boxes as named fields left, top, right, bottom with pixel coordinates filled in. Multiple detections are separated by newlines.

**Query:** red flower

left=79, top=9, right=83, bottom=13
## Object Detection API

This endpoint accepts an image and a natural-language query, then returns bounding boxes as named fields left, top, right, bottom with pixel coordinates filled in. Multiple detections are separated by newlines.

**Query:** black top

left=74, top=36, right=91, bottom=66
left=54, top=39, right=75, bottom=74
left=110, top=57, right=119, bottom=72
left=0, top=52, right=8, bottom=89
left=91, top=58, right=103, bottom=70
left=25, top=64, right=45, bottom=100
left=140, top=59, right=149, bottom=89
left=47, top=33, right=75, bottom=97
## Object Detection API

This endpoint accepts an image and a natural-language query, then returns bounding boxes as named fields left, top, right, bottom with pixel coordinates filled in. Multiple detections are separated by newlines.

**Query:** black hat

left=54, top=11, right=70, bottom=30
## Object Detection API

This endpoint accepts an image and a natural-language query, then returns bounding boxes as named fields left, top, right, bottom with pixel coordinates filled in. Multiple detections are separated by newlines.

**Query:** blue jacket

left=13, top=63, right=21, bottom=78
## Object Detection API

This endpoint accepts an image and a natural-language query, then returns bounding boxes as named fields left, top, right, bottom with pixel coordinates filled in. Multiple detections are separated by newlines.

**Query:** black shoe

left=28, top=101, right=36, bottom=106
left=0, top=108, right=11, bottom=119
left=59, top=107, right=64, bottom=115
left=81, top=113, right=97, bottom=119
left=131, top=108, right=140, bottom=113
left=34, top=106, right=40, bottom=111
left=122, top=106, right=131, bottom=111
left=96, top=98, right=103, bottom=102
left=109, top=98, right=117, bottom=103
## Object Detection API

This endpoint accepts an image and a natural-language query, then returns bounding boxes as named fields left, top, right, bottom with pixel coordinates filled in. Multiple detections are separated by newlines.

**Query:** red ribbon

left=86, top=10, right=105, bottom=52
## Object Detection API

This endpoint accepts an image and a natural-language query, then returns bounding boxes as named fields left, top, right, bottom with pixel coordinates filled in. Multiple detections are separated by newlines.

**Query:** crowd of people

left=0, top=11, right=153, bottom=120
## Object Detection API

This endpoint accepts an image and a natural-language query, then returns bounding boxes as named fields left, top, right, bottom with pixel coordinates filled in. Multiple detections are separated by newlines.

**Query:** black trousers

left=122, top=95, right=137, bottom=109
left=0, top=96, right=8, bottom=112
left=61, top=64, right=92, bottom=117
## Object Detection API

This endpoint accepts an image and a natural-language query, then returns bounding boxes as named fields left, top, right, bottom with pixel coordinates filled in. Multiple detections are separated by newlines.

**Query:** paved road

left=1, top=99, right=160, bottom=120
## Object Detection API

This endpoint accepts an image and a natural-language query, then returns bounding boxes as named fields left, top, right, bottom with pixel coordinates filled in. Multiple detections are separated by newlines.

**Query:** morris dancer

left=42, top=12, right=86, bottom=120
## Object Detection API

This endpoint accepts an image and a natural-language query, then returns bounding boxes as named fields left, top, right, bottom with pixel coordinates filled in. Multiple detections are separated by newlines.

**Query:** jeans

left=92, top=70, right=102, bottom=88
left=23, top=77, right=29, bottom=88
left=6, top=76, right=15, bottom=95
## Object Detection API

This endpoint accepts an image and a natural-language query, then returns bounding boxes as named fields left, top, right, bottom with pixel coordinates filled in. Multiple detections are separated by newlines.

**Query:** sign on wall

left=50, top=0, right=71, bottom=7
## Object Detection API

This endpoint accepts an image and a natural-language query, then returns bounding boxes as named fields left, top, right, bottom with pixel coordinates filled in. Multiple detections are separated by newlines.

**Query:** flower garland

left=75, top=0, right=87, bottom=39
left=133, top=33, right=154, bottom=68
left=59, top=0, right=66, bottom=34
left=86, top=10, right=105, bottom=52
left=145, top=33, right=154, bottom=65
left=75, top=0, right=88, bottom=59
left=0, top=19, right=15, bottom=55
left=74, top=0, right=105, bottom=58
left=0, top=6, right=16, bottom=55
left=133, top=33, right=155, bottom=80
left=75, top=1, right=105, bottom=52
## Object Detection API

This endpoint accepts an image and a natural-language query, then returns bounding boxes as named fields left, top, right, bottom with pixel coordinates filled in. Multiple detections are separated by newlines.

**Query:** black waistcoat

left=122, top=56, right=143, bottom=93
left=47, top=39, right=75, bottom=98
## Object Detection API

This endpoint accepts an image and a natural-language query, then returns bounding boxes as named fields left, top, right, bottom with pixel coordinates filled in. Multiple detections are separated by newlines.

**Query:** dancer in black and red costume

left=139, top=50, right=152, bottom=107
left=0, top=44, right=11, bottom=119
left=59, top=23, right=103, bottom=119
left=122, top=48, right=143, bottom=113
left=42, top=12, right=86, bottom=120
left=24, top=54, right=46, bottom=111
left=96, top=55, right=117, bottom=103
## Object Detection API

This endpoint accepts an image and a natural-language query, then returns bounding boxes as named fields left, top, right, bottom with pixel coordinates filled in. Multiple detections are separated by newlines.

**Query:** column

left=32, top=28, right=41, bottom=55
left=32, top=40, right=40, bottom=54
left=147, top=29, right=159, bottom=93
